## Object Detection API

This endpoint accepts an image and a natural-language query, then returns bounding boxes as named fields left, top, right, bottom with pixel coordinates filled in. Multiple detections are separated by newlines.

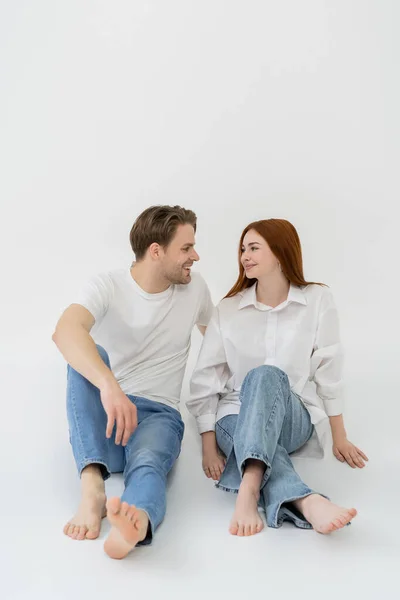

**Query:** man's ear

left=148, top=242, right=162, bottom=260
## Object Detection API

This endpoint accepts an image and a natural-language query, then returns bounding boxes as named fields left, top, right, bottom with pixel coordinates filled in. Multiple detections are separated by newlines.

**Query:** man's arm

left=52, top=304, right=117, bottom=390
left=52, top=304, right=137, bottom=445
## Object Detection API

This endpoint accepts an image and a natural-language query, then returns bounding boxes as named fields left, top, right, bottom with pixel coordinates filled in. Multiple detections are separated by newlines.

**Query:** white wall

left=0, top=0, right=398, bottom=455
left=1, top=3, right=399, bottom=598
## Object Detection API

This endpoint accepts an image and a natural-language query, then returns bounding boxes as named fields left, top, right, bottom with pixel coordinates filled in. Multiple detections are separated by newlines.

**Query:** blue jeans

left=66, top=346, right=185, bottom=545
left=216, top=365, right=317, bottom=529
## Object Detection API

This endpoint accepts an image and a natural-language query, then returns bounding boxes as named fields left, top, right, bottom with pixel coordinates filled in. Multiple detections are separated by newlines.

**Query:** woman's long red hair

left=225, top=219, right=324, bottom=298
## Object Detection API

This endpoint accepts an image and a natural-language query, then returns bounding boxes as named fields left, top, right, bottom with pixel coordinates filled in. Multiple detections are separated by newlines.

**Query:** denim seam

left=69, top=373, right=86, bottom=465
left=78, top=458, right=111, bottom=480
left=270, top=490, right=314, bottom=529
left=69, top=372, right=110, bottom=479
left=216, top=423, right=234, bottom=442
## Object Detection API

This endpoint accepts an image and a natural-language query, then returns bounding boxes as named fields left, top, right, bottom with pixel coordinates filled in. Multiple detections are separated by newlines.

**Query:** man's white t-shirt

left=75, top=269, right=213, bottom=410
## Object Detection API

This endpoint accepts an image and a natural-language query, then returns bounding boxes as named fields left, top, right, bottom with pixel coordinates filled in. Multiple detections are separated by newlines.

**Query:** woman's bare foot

left=63, top=466, right=106, bottom=541
left=230, top=483, right=264, bottom=536
left=104, top=497, right=149, bottom=559
left=295, top=494, right=357, bottom=534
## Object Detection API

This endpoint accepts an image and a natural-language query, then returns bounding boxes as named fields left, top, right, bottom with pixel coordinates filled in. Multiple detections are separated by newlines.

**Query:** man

left=53, top=205, right=213, bottom=559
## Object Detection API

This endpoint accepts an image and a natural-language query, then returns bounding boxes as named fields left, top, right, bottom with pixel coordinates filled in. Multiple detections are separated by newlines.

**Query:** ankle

left=239, top=479, right=260, bottom=498
left=294, top=493, right=319, bottom=512
left=81, top=465, right=105, bottom=494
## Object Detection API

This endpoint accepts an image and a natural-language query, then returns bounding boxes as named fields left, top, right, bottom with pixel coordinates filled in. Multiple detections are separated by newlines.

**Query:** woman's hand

left=202, top=450, right=226, bottom=480
left=333, top=437, right=368, bottom=468
left=201, top=430, right=226, bottom=480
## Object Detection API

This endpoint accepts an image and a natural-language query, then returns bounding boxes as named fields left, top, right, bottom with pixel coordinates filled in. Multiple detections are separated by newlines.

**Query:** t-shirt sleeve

left=196, top=278, right=214, bottom=326
left=74, top=273, right=114, bottom=324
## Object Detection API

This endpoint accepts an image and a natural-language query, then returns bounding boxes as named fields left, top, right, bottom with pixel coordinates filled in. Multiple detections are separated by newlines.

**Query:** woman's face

left=241, top=229, right=279, bottom=279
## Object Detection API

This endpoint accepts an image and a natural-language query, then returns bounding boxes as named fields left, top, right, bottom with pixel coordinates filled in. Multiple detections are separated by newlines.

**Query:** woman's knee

left=245, top=365, right=288, bottom=388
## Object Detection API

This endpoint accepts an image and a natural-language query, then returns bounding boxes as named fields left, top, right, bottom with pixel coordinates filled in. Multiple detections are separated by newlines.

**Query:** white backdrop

left=0, top=2, right=399, bottom=599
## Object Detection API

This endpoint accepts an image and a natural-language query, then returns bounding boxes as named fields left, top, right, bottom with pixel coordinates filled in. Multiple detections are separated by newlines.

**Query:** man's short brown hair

left=130, top=205, right=197, bottom=261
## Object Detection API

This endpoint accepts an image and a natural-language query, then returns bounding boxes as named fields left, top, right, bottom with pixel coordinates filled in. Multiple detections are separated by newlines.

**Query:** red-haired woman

left=188, top=219, right=368, bottom=537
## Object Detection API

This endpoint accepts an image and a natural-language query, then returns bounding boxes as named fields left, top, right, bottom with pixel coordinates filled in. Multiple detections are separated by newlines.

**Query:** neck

left=255, top=273, right=290, bottom=308
left=130, top=262, right=171, bottom=294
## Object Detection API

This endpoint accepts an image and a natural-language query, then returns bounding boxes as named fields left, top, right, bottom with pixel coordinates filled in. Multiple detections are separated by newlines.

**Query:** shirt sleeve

left=74, top=273, right=114, bottom=325
left=196, top=278, right=214, bottom=326
left=187, top=306, right=231, bottom=433
left=311, top=289, right=344, bottom=416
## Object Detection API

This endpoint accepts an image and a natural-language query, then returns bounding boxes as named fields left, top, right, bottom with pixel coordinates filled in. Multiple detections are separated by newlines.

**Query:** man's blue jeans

left=66, top=346, right=185, bottom=544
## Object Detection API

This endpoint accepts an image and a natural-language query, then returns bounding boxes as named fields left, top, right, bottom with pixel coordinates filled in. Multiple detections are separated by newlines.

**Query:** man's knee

left=96, top=345, right=111, bottom=367
left=125, top=449, right=166, bottom=477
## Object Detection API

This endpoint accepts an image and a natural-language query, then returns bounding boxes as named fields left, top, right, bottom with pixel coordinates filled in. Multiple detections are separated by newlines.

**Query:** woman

left=187, top=219, right=368, bottom=537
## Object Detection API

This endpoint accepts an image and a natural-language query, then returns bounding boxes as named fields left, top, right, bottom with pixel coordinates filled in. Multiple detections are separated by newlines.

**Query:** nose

left=192, top=249, right=200, bottom=262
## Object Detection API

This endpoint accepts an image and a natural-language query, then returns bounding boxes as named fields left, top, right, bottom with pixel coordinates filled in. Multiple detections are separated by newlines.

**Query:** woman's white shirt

left=188, top=283, right=343, bottom=457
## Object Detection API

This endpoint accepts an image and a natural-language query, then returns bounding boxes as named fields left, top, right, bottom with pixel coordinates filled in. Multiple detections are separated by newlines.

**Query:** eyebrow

left=241, top=241, right=261, bottom=247
left=181, top=243, right=195, bottom=248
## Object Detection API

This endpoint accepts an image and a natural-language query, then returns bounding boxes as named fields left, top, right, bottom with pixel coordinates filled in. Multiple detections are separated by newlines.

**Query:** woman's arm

left=329, top=415, right=368, bottom=468
left=313, top=291, right=368, bottom=468
left=187, top=307, right=230, bottom=479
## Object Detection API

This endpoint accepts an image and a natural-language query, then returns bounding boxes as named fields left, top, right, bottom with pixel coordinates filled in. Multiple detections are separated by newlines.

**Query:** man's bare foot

left=229, top=483, right=264, bottom=537
left=295, top=494, right=357, bottom=534
left=104, top=497, right=149, bottom=559
left=63, top=466, right=106, bottom=541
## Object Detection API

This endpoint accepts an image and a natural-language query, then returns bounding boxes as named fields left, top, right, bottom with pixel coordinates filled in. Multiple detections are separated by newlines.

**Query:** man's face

left=160, top=224, right=200, bottom=284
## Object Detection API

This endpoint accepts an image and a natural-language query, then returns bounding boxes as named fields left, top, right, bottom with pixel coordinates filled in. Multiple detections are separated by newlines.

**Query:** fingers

left=210, top=467, right=219, bottom=480
left=106, top=410, right=115, bottom=439
left=115, top=409, right=125, bottom=445
left=121, top=416, right=132, bottom=447
left=352, top=451, right=365, bottom=469
left=344, top=453, right=357, bottom=469
left=205, top=460, right=225, bottom=480
left=203, top=466, right=212, bottom=478
left=121, top=403, right=138, bottom=446
left=333, top=448, right=345, bottom=463
left=131, top=404, right=138, bottom=431
left=356, top=447, right=369, bottom=461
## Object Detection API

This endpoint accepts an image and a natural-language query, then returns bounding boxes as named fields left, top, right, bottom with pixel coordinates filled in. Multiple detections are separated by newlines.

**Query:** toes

left=86, top=527, right=100, bottom=540
left=333, top=518, right=344, bottom=529
left=237, top=523, right=245, bottom=537
left=107, top=497, right=121, bottom=516
left=66, top=524, right=76, bottom=538
left=71, top=526, right=80, bottom=540
left=76, top=526, right=88, bottom=540
left=244, top=524, right=252, bottom=537
left=229, top=522, right=239, bottom=535
left=63, top=522, right=71, bottom=536
left=127, top=506, right=136, bottom=521
left=121, top=502, right=130, bottom=517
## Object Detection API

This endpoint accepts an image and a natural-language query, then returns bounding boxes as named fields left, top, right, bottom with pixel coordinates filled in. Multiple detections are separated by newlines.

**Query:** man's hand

left=100, top=384, right=138, bottom=446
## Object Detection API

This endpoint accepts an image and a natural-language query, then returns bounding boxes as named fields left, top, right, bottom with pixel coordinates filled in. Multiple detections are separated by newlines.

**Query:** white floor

left=1, top=346, right=399, bottom=600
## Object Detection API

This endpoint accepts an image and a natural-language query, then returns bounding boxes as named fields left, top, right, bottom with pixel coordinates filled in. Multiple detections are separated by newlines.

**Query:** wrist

left=99, top=375, right=119, bottom=394
left=201, top=431, right=218, bottom=452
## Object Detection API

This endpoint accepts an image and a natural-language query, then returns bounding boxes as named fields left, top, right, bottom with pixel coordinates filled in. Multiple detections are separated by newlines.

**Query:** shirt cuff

left=196, top=414, right=217, bottom=434
left=322, top=397, right=344, bottom=416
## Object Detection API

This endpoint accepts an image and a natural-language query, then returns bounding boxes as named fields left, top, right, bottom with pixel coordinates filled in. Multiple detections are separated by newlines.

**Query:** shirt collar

left=238, top=283, right=307, bottom=310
